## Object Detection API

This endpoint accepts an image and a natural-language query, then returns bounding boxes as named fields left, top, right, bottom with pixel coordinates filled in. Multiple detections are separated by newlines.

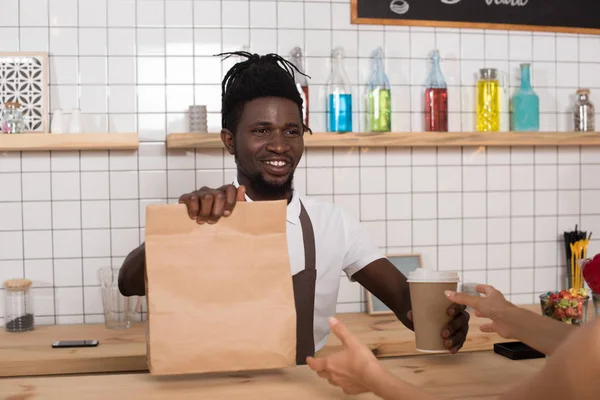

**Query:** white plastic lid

left=407, top=269, right=460, bottom=283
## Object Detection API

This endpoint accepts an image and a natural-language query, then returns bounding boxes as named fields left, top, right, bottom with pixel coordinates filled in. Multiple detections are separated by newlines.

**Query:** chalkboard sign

left=351, top=0, right=600, bottom=35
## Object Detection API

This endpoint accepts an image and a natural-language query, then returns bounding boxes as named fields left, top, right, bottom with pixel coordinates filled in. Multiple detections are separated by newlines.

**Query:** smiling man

left=118, top=51, right=470, bottom=364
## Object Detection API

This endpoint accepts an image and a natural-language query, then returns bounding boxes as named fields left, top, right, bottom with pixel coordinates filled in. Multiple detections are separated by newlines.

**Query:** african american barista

left=118, top=52, right=470, bottom=364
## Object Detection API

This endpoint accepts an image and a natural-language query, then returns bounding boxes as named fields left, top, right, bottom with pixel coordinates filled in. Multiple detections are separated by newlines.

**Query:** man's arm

left=353, top=259, right=470, bottom=353
left=118, top=243, right=146, bottom=296
left=352, top=259, right=413, bottom=330
left=118, top=185, right=246, bottom=297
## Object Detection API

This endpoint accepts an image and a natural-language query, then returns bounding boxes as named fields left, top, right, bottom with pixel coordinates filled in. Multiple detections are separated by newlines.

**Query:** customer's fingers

left=480, top=324, right=496, bottom=333
left=476, top=284, right=497, bottom=296
left=445, top=290, right=480, bottom=310
left=306, top=356, right=325, bottom=372
left=317, top=371, right=330, bottom=379
left=329, top=317, right=360, bottom=349
left=327, top=378, right=339, bottom=387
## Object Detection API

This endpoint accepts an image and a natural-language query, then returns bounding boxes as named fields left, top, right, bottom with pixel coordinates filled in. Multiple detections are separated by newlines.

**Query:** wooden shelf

left=0, top=133, right=139, bottom=152
left=167, top=131, right=600, bottom=149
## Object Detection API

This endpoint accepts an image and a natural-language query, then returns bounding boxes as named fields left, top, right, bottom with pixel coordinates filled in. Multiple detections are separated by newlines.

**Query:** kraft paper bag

left=144, top=201, right=297, bottom=376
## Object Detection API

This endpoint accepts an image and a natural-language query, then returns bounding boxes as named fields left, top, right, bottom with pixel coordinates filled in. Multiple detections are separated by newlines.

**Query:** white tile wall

left=1, top=0, right=600, bottom=325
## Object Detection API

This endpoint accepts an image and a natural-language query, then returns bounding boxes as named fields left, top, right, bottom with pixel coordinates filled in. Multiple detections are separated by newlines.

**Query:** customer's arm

left=118, top=242, right=147, bottom=296
left=363, top=366, right=438, bottom=400
left=494, top=305, right=575, bottom=355
left=309, top=315, right=600, bottom=400
left=446, top=285, right=575, bottom=355
left=307, top=317, right=438, bottom=400
left=500, top=317, right=600, bottom=399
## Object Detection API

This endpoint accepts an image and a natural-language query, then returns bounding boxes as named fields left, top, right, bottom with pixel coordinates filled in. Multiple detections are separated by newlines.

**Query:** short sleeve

left=341, top=210, right=385, bottom=280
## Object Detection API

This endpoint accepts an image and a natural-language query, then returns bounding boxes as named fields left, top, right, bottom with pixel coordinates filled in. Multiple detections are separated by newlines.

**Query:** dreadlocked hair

left=215, top=51, right=312, bottom=135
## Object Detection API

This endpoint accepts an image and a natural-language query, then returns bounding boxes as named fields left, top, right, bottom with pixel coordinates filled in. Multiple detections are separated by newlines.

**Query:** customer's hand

left=178, top=184, right=246, bottom=224
left=445, top=284, right=517, bottom=339
left=307, top=317, right=381, bottom=395
left=407, top=302, right=470, bottom=354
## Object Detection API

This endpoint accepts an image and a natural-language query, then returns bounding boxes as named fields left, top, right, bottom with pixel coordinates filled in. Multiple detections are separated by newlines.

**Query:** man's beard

left=236, top=156, right=295, bottom=199
left=252, top=172, right=294, bottom=199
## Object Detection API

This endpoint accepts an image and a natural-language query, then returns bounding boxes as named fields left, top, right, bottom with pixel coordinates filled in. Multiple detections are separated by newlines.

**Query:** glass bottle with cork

left=3, top=278, right=35, bottom=332
left=290, top=47, right=310, bottom=128
left=424, top=49, right=448, bottom=132
left=574, top=88, right=595, bottom=132
left=326, top=47, right=352, bottom=133
left=366, top=47, right=391, bottom=132
left=511, top=63, right=540, bottom=132
left=476, top=68, right=501, bottom=132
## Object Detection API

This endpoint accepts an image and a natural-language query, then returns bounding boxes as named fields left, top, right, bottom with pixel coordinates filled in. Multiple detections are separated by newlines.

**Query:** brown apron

left=293, top=200, right=317, bottom=365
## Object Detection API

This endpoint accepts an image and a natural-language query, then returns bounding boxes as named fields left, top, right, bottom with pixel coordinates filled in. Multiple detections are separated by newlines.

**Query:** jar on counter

left=1, top=102, right=25, bottom=134
left=3, top=279, right=35, bottom=332
left=574, top=88, right=595, bottom=132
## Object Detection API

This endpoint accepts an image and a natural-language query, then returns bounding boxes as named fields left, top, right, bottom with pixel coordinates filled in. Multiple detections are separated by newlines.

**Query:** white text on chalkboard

left=485, top=0, right=529, bottom=6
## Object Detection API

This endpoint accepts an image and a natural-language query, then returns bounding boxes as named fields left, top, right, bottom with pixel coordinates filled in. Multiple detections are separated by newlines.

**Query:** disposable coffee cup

left=407, top=269, right=460, bottom=353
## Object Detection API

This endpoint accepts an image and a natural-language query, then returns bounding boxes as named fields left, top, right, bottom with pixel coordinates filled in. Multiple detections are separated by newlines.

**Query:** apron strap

left=299, top=201, right=316, bottom=272
left=293, top=200, right=317, bottom=365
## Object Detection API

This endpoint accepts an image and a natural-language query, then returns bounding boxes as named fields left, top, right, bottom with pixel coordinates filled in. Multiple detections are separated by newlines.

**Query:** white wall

left=0, top=0, right=599, bottom=325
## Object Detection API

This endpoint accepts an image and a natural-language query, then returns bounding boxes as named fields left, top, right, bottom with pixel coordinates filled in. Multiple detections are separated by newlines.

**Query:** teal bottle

left=511, top=63, right=539, bottom=132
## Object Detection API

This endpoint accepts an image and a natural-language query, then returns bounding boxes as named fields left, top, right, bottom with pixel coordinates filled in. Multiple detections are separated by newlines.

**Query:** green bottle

left=367, top=47, right=391, bottom=132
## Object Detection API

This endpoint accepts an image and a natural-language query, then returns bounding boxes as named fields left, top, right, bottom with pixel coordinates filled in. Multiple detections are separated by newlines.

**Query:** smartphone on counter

left=52, top=340, right=99, bottom=348
left=494, top=341, right=545, bottom=360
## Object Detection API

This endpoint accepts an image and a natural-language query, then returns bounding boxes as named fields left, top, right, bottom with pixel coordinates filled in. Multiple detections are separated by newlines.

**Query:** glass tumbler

left=3, top=279, right=35, bottom=332
left=99, top=267, right=137, bottom=329
left=460, top=282, right=480, bottom=312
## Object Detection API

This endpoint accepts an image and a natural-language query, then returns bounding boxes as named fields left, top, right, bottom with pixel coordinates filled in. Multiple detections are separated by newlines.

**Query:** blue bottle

left=327, top=47, right=352, bottom=133
left=511, top=63, right=539, bottom=132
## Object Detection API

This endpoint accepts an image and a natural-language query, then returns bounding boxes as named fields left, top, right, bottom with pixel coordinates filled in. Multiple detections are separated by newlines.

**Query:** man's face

left=223, top=96, right=305, bottom=199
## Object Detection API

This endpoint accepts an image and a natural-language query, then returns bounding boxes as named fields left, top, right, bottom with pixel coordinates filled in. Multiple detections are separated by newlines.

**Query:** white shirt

left=233, top=178, right=384, bottom=351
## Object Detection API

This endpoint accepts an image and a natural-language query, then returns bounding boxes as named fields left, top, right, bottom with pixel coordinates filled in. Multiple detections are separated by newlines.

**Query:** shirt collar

left=232, top=176, right=300, bottom=225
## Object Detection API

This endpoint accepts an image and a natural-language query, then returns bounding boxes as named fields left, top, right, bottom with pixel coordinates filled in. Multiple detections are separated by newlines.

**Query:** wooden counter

left=0, top=352, right=544, bottom=399
left=0, top=306, right=550, bottom=378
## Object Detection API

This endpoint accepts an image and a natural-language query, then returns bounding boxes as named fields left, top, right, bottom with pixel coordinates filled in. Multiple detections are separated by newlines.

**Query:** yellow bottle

left=476, top=68, right=500, bottom=132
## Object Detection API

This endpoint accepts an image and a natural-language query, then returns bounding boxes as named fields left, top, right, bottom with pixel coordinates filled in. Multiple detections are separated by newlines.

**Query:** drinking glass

left=99, top=267, right=137, bottom=329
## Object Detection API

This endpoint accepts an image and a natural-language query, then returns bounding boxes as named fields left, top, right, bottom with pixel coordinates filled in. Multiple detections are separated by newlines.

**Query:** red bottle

left=425, top=88, right=448, bottom=132
left=424, top=49, right=448, bottom=132
left=291, top=47, right=309, bottom=127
